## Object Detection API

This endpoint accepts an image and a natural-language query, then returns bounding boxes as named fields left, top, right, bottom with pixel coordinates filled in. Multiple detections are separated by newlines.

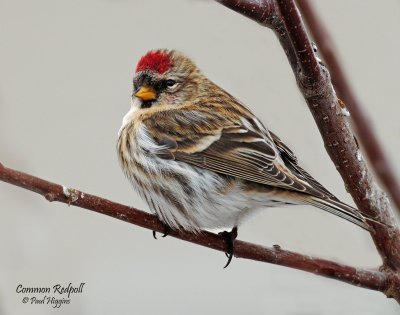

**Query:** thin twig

left=0, top=162, right=391, bottom=292
left=215, top=0, right=400, bottom=301
left=2, top=0, right=400, bottom=304
left=296, top=0, right=400, bottom=218
left=275, top=0, right=400, bottom=272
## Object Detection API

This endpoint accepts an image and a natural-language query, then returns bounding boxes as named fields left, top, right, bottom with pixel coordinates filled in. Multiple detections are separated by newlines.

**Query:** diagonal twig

left=296, top=0, right=400, bottom=218
left=215, top=0, right=400, bottom=301
left=0, top=162, right=393, bottom=293
left=2, top=0, right=400, bottom=304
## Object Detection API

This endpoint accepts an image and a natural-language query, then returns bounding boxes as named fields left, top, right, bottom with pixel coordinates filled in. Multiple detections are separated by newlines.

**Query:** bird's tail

left=303, top=197, right=378, bottom=232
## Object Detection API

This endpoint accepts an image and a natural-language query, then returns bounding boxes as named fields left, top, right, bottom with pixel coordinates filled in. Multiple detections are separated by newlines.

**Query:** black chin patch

left=141, top=100, right=154, bottom=109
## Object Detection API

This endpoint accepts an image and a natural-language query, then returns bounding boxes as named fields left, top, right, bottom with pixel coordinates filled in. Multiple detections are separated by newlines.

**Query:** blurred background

left=1, top=0, right=399, bottom=314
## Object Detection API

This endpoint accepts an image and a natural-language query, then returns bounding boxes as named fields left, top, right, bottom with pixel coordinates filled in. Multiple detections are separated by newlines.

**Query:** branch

left=0, top=162, right=393, bottom=293
left=215, top=0, right=400, bottom=301
left=2, top=0, right=400, bottom=303
left=296, top=0, right=400, bottom=218
left=276, top=0, right=400, bottom=271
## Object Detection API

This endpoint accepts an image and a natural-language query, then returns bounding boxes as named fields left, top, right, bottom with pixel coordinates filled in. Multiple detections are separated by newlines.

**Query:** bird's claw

left=219, top=227, right=238, bottom=268
left=153, top=224, right=171, bottom=239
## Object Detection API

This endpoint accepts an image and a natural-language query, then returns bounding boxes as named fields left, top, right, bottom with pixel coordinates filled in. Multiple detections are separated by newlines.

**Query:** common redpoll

left=117, top=49, right=371, bottom=267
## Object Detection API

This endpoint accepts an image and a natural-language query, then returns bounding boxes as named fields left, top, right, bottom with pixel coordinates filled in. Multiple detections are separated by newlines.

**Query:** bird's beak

left=135, top=85, right=156, bottom=101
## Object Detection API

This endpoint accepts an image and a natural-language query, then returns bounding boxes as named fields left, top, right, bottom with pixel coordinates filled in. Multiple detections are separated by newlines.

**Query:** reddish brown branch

left=296, top=0, right=400, bottom=218
left=275, top=0, right=321, bottom=84
left=0, top=162, right=391, bottom=293
left=275, top=0, right=400, bottom=272
left=215, top=0, right=400, bottom=301
left=2, top=0, right=400, bottom=303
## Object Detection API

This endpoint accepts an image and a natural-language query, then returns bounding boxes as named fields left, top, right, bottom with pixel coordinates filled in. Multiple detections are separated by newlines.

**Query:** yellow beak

left=135, top=86, right=156, bottom=101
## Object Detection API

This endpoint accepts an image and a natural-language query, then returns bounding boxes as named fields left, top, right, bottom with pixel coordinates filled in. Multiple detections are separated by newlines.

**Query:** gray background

left=1, top=0, right=399, bottom=314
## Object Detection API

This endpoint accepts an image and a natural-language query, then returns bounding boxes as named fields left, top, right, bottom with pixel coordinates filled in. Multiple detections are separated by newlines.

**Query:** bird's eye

left=165, top=79, right=177, bottom=88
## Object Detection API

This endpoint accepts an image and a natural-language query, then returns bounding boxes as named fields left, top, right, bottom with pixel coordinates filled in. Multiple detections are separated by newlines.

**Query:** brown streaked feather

left=269, top=131, right=339, bottom=201
left=119, top=50, right=374, bottom=232
left=142, top=108, right=331, bottom=199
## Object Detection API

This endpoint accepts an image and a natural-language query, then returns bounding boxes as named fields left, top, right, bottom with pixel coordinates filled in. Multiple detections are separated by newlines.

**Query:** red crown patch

left=136, top=51, right=173, bottom=74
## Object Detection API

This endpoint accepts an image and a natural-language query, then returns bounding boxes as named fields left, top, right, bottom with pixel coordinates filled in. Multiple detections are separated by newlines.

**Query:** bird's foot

left=219, top=226, right=238, bottom=268
left=153, top=224, right=171, bottom=239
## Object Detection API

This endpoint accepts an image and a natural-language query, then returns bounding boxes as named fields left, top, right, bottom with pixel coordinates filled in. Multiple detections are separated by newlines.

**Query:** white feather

left=119, top=122, right=295, bottom=233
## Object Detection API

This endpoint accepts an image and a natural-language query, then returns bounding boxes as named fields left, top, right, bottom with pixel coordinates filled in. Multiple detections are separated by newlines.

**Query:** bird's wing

left=142, top=108, right=372, bottom=231
left=142, top=109, right=327, bottom=198
left=268, top=131, right=339, bottom=201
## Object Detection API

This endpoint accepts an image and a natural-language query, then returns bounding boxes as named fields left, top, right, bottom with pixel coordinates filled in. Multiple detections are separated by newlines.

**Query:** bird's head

left=132, top=49, right=202, bottom=109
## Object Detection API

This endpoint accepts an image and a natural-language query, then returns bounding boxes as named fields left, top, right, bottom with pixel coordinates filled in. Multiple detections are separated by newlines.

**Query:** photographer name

left=16, top=283, right=85, bottom=298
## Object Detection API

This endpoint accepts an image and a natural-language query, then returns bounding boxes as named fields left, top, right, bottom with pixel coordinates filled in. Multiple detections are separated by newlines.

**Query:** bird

left=117, top=49, right=372, bottom=267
